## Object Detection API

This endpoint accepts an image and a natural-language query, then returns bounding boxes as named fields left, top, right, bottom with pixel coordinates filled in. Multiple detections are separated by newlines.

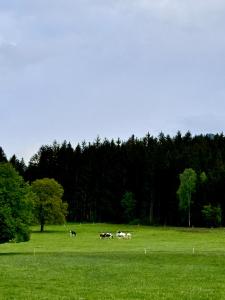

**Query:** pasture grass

left=1, top=224, right=225, bottom=299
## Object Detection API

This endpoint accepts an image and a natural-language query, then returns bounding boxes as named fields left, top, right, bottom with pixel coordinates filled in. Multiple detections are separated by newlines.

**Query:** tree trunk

left=188, top=205, right=191, bottom=227
left=149, top=192, right=154, bottom=225
left=188, top=192, right=191, bottom=227
left=40, top=222, right=44, bottom=232
left=40, top=205, right=45, bottom=232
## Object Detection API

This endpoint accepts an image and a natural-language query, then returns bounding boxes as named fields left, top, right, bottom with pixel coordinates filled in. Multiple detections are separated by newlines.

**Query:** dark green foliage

left=0, top=147, right=7, bottom=163
left=0, top=131, right=221, bottom=227
left=121, top=191, right=136, bottom=223
left=0, top=163, right=34, bottom=243
left=15, top=222, right=30, bottom=242
left=202, top=204, right=222, bottom=227
left=9, top=155, right=26, bottom=177
left=0, top=207, right=15, bottom=243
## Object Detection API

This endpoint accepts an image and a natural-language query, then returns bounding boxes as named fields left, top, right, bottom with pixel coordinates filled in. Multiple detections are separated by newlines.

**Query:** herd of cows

left=70, top=230, right=132, bottom=239
left=99, top=231, right=132, bottom=239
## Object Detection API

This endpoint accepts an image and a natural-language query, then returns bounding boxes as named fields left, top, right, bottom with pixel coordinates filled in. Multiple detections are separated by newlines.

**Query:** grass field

left=1, top=224, right=225, bottom=300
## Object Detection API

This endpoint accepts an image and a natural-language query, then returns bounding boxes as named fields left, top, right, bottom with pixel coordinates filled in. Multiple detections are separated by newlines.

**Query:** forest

left=1, top=131, right=225, bottom=227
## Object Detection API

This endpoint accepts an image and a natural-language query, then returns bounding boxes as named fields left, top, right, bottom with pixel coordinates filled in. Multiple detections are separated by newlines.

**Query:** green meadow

left=1, top=224, right=225, bottom=300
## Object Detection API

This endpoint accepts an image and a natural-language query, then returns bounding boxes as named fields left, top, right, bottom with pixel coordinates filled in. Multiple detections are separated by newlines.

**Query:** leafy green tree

left=202, top=204, right=222, bottom=227
left=177, top=168, right=197, bottom=227
left=0, top=163, right=34, bottom=243
left=121, top=191, right=136, bottom=223
left=31, top=178, right=68, bottom=232
left=200, top=171, right=207, bottom=184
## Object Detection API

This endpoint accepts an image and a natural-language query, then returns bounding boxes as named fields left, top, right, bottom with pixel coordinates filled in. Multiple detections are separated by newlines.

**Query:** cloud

left=0, top=0, right=224, bottom=72
left=135, top=0, right=225, bottom=26
left=0, top=0, right=225, bottom=160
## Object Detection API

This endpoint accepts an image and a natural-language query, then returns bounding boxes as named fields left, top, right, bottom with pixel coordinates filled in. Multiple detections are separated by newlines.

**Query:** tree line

left=1, top=131, right=225, bottom=228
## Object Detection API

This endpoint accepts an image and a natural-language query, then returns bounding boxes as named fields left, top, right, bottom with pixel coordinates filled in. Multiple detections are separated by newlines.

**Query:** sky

left=1, top=0, right=225, bottom=163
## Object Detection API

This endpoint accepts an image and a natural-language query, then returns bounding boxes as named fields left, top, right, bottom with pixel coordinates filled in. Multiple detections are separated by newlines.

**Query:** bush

left=15, top=223, right=31, bottom=242
left=0, top=208, right=15, bottom=243
left=202, top=204, right=222, bottom=227
left=129, top=218, right=140, bottom=225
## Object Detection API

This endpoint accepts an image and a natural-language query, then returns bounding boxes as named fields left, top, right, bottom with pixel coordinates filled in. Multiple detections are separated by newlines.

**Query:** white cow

left=116, top=231, right=132, bottom=239
left=126, top=233, right=132, bottom=239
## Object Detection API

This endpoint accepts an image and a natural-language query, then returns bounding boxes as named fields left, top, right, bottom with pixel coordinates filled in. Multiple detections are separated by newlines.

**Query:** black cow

left=99, top=232, right=113, bottom=239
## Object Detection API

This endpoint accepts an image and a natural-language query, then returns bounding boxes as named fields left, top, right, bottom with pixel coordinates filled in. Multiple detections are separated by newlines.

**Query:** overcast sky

left=1, top=0, right=225, bottom=162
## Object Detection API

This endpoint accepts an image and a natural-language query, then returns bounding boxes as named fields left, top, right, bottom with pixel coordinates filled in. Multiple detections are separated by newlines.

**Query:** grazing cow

left=99, top=232, right=113, bottom=239
left=116, top=231, right=126, bottom=238
left=126, top=233, right=132, bottom=239
left=70, top=230, right=76, bottom=237
left=116, top=231, right=132, bottom=239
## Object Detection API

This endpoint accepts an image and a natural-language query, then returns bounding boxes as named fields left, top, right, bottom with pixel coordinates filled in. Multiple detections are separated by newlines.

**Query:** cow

left=116, top=231, right=132, bottom=239
left=70, top=230, right=76, bottom=237
left=126, top=232, right=132, bottom=239
left=99, top=232, right=113, bottom=239
left=116, top=231, right=126, bottom=238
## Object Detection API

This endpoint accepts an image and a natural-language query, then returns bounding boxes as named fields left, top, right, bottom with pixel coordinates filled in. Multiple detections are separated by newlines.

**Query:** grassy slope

left=1, top=224, right=225, bottom=300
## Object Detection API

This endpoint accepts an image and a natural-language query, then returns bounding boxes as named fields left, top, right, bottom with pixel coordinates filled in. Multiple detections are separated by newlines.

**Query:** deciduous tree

left=0, top=163, right=34, bottom=243
left=202, top=204, right=222, bottom=227
left=177, top=168, right=197, bottom=227
left=31, top=178, right=68, bottom=232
